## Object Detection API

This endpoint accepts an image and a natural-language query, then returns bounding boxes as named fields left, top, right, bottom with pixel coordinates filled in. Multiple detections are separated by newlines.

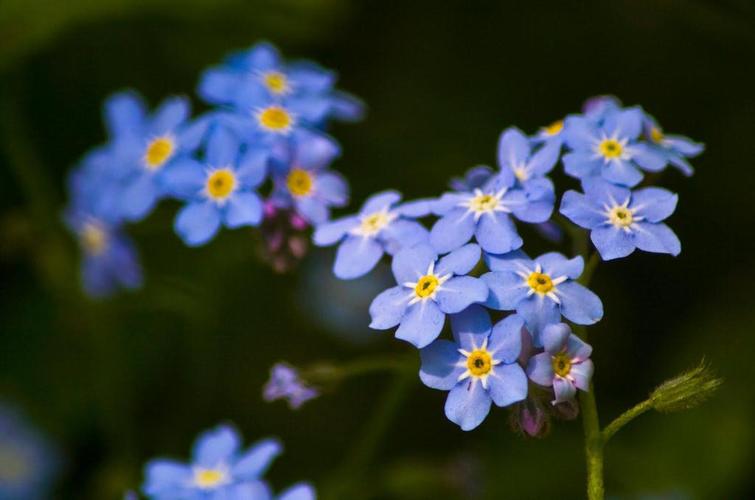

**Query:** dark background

left=1, top=1, right=754, bottom=498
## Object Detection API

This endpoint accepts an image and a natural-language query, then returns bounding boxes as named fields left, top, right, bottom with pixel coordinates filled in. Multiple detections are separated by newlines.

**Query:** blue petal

left=361, top=190, right=401, bottom=215
left=296, top=197, right=329, bottom=224
left=419, top=340, right=465, bottom=390
left=151, top=97, right=190, bottom=135
left=288, top=62, right=335, bottom=92
left=602, top=159, right=643, bottom=187
left=206, top=126, right=239, bottom=166
left=632, top=222, right=681, bottom=256
left=198, top=68, right=241, bottom=105
left=277, top=482, right=317, bottom=500
left=512, top=188, right=553, bottom=224
left=334, top=236, right=384, bottom=279
left=582, top=176, right=632, bottom=205
left=161, top=158, right=205, bottom=199
left=571, top=360, right=594, bottom=391
left=487, top=363, right=528, bottom=408
left=436, top=243, right=481, bottom=276
left=488, top=314, right=524, bottom=364
left=430, top=207, right=476, bottom=254
left=536, top=252, right=583, bottom=280
left=630, top=187, right=677, bottom=223
left=497, top=127, right=531, bottom=168
left=481, top=271, right=528, bottom=311
left=224, top=192, right=263, bottom=228
left=553, top=377, right=577, bottom=403
left=369, top=286, right=410, bottom=330
left=175, top=201, right=221, bottom=247
left=591, top=226, right=636, bottom=260
left=563, top=152, right=602, bottom=179
left=483, top=249, right=532, bottom=273
left=395, top=300, right=445, bottom=348
left=557, top=281, right=603, bottom=325
left=396, top=198, right=434, bottom=218
left=604, top=106, right=643, bottom=139
left=312, top=216, right=358, bottom=246
left=444, top=380, right=492, bottom=431
left=104, top=91, right=145, bottom=140
left=526, top=353, right=554, bottom=387
left=226, top=481, right=273, bottom=500
left=431, top=192, right=468, bottom=215
left=541, top=323, right=570, bottom=354
left=435, top=276, right=488, bottom=314
left=192, top=424, right=241, bottom=467
left=516, top=296, right=560, bottom=347
left=120, top=174, right=159, bottom=222
left=294, top=130, right=340, bottom=170
left=666, top=135, right=704, bottom=157
left=475, top=213, right=522, bottom=254
left=329, top=91, right=366, bottom=122
left=237, top=147, right=269, bottom=188
left=559, top=190, right=604, bottom=229
left=380, top=219, right=429, bottom=255
left=566, top=333, right=593, bottom=361
left=391, top=243, right=437, bottom=284
left=632, top=143, right=667, bottom=172
left=562, top=116, right=596, bottom=149
left=449, top=304, right=492, bottom=352
left=232, top=438, right=282, bottom=480
left=528, top=140, right=560, bottom=176
left=315, top=172, right=349, bottom=206
left=142, top=460, right=192, bottom=496
left=178, top=115, right=211, bottom=153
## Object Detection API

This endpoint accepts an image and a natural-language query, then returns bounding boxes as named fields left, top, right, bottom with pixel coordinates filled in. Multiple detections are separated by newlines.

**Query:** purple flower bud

left=263, top=363, right=319, bottom=410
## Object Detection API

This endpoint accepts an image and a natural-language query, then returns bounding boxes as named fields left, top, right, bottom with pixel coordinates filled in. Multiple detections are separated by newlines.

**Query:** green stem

left=301, top=353, right=413, bottom=384
left=580, top=387, right=604, bottom=500
left=601, top=399, right=652, bottom=444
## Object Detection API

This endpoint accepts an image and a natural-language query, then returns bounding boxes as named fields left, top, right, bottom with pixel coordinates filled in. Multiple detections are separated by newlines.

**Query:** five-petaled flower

left=419, top=305, right=528, bottom=430
left=641, top=112, right=705, bottom=177
left=369, top=243, right=488, bottom=348
left=560, top=178, right=681, bottom=260
left=527, top=323, right=594, bottom=404
left=482, top=251, right=603, bottom=346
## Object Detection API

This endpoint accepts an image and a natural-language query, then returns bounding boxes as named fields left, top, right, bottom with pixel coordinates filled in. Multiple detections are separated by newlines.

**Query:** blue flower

left=580, top=95, right=622, bottom=124
left=533, top=118, right=566, bottom=149
left=198, top=42, right=363, bottom=138
left=0, top=404, right=59, bottom=500
left=312, top=191, right=431, bottom=279
left=481, top=251, right=603, bottom=346
left=641, top=113, right=704, bottom=176
left=429, top=172, right=549, bottom=255
left=562, top=105, right=667, bottom=187
left=419, top=306, right=528, bottom=430
left=163, top=126, right=266, bottom=246
left=497, top=127, right=560, bottom=189
left=263, top=363, right=319, bottom=409
left=102, top=91, right=209, bottom=222
left=560, top=178, right=681, bottom=260
left=449, top=165, right=495, bottom=191
left=369, top=243, right=488, bottom=348
left=270, top=130, right=348, bottom=224
left=142, top=424, right=282, bottom=499
left=527, top=323, right=594, bottom=404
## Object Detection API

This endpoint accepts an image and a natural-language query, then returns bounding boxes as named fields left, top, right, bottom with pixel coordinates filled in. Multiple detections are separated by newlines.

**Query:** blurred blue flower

left=449, top=165, right=495, bottom=192
left=163, top=126, right=266, bottom=246
left=263, top=363, right=319, bottom=409
left=581, top=95, right=622, bottom=124
left=312, top=191, right=431, bottom=279
left=641, top=113, right=704, bottom=176
left=0, top=404, right=59, bottom=500
left=419, top=306, right=528, bottom=430
left=142, top=424, right=282, bottom=499
left=482, top=251, right=603, bottom=346
left=103, top=91, right=209, bottom=222
left=369, top=243, right=488, bottom=348
left=560, top=178, right=681, bottom=260
left=562, top=105, right=666, bottom=187
left=270, top=130, right=348, bottom=224
left=527, top=323, right=594, bottom=404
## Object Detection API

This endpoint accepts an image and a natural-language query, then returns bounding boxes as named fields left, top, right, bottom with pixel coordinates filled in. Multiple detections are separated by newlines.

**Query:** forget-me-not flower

left=482, top=251, right=603, bottom=346
left=562, top=105, right=666, bottom=187
left=313, top=191, right=431, bottom=279
left=163, top=126, right=266, bottom=246
left=641, top=113, right=704, bottom=176
left=369, top=243, right=488, bottom=348
left=419, top=306, right=528, bottom=430
left=560, top=178, right=681, bottom=260
left=263, top=363, right=319, bottom=409
left=527, top=323, right=594, bottom=404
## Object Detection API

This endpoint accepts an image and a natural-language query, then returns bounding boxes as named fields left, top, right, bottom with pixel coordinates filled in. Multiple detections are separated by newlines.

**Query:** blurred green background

left=1, top=0, right=755, bottom=498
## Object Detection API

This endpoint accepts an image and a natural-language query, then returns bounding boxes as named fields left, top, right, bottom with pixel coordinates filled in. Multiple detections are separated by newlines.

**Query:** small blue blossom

left=263, top=363, right=320, bottom=409
left=497, top=127, right=560, bottom=190
left=562, top=105, right=667, bottom=187
left=449, top=165, right=495, bottom=191
left=533, top=118, right=566, bottom=148
left=641, top=113, right=704, bottom=176
left=312, top=191, right=431, bottom=279
left=163, top=126, right=266, bottom=246
left=560, top=178, right=681, bottom=260
left=581, top=95, right=622, bottom=124
left=270, top=130, right=348, bottom=224
left=0, top=404, right=59, bottom=500
left=103, top=91, right=209, bottom=222
left=419, top=306, right=528, bottom=430
left=369, top=243, right=488, bottom=348
left=527, top=323, right=594, bottom=404
left=429, top=172, right=549, bottom=255
left=142, top=424, right=282, bottom=499
left=481, top=251, right=603, bottom=346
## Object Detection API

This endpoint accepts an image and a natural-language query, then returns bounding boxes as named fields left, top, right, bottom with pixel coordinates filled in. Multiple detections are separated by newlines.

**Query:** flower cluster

left=139, top=424, right=314, bottom=500
left=64, top=42, right=363, bottom=297
left=314, top=95, right=702, bottom=430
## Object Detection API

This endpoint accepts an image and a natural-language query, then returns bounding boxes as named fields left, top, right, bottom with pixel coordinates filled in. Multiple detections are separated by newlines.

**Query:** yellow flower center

left=609, top=206, right=633, bottom=227
left=257, top=105, right=293, bottom=133
left=414, top=275, right=439, bottom=298
left=598, top=138, right=623, bottom=159
left=513, top=166, right=529, bottom=182
left=469, top=193, right=498, bottom=212
left=262, top=71, right=290, bottom=95
left=650, top=126, right=664, bottom=144
left=527, top=272, right=554, bottom=294
left=206, top=169, right=237, bottom=201
left=80, top=222, right=108, bottom=256
left=466, top=349, right=493, bottom=377
left=543, top=119, right=564, bottom=136
left=358, top=212, right=391, bottom=236
left=143, top=136, right=175, bottom=170
left=286, top=168, right=314, bottom=197
left=193, top=468, right=226, bottom=489
left=552, top=352, right=572, bottom=377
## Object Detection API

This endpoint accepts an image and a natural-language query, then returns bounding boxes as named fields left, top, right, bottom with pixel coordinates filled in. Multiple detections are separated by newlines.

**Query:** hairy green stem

left=601, top=399, right=652, bottom=444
